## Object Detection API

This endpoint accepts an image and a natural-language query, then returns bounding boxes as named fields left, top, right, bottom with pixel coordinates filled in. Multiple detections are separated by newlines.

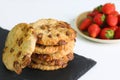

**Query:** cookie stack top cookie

left=31, top=19, right=76, bottom=45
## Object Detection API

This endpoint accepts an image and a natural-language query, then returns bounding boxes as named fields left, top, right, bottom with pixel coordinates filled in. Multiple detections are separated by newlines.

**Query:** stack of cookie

left=2, top=19, right=76, bottom=74
left=29, top=19, right=76, bottom=70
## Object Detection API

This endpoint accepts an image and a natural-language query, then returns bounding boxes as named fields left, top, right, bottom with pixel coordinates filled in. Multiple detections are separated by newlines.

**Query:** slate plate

left=0, top=27, right=96, bottom=80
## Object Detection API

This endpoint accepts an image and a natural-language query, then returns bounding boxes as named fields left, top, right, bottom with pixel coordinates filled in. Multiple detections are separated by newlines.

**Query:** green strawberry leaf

left=96, top=5, right=102, bottom=12
left=101, top=14, right=106, bottom=22
left=105, top=30, right=114, bottom=39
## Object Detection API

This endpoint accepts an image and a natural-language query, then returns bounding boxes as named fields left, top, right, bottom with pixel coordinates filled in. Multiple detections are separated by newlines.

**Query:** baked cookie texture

left=31, top=19, right=76, bottom=45
left=28, top=61, right=68, bottom=71
left=31, top=53, right=74, bottom=66
left=34, top=40, right=75, bottom=54
left=2, top=23, right=37, bottom=74
left=2, top=18, right=76, bottom=74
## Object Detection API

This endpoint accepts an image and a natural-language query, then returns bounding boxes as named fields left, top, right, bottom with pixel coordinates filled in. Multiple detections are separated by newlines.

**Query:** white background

left=0, top=0, right=120, bottom=80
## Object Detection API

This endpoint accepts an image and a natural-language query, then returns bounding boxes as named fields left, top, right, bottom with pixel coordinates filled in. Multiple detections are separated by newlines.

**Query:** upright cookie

left=31, top=19, right=76, bottom=45
left=2, top=23, right=37, bottom=74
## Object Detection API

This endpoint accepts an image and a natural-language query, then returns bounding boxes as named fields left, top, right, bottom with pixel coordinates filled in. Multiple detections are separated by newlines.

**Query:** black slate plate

left=0, top=27, right=96, bottom=80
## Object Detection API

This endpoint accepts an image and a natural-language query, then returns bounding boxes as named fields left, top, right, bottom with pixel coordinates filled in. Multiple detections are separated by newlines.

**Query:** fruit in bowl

left=78, top=3, right=120, bottom=40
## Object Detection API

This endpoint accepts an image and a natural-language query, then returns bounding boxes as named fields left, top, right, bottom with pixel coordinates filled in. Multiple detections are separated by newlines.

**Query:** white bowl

left=75, top=11, right=120, bottom=43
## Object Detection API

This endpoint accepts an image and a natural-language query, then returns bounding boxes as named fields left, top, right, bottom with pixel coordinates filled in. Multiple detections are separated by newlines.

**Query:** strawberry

left=114, top=27, right=120, bottom=39
left=93, top=13, right=105, bottom=26
left=109, top=26, right=118, bottom=31
left=79, top=18, right=92, bottom=31
left=88, top=24, right=101, bottom=38
left=100, top=28, right=114, bottom=39
left=107, top=14, right=118, bottom=26
left=87, top=9, right=99, bottom=17
left=118, top=15, right=120, bottom=25
left=102, top=3, right=115, bottom=14
left=110, top=11, right=119, bottom=16
left=105, top=25, right=118, bottom=31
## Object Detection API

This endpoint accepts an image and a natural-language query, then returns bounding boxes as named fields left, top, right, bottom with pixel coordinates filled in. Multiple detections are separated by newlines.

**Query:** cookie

left=33, top=45, right=74, bottom=61
left=31, top=53, right=74, bottom=66
left=31, top=19, right=76, bottom=45
left=28, top=61, right=67, bottom=71
left=2, top=23, right=37, bottom=74
left=34, top=40, right=75, bottom=54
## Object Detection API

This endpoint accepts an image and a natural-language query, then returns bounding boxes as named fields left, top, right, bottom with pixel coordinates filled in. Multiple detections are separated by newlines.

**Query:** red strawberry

left=114, top=27, right=120, bottom=39
left=88, top=24, right=101, bottom=38
left=100, top=28, right=114, bottom=39
left=93, top=13, right=105, bottom=26
left=102, top=3, right=115, bottom=14
left=104, top=25, right=118, bottom=31
left=79, top=18, right=92, bottom=31
left=107, top=14, right=118, bottom=26
left=87, top=9, right=99, bottom=17
left=109, top=26, right=118, bottom=31
left=118, top=15, right=120, bottom=25
left=110, top=11, right=119, bottom=16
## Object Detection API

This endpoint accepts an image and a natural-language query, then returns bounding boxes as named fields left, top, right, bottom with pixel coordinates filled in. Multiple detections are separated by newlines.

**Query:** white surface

left=0, top=0, right=120, bottom=80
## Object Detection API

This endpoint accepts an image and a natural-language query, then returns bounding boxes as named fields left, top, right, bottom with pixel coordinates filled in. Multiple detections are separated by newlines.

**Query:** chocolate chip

left=56, top=34, right=60, bottom=37
left=31, top=60, right=38, bottom=64
left=40, top=46, right=46, bottom=49
left=46, top=25, right=50, bottom=29
left=17, top=37, right=23, bottom=46
left=36, top=44, right=46, bottom=49
left=22, top=55, right=29, bottom=61
left=14, top=61, right=20, bottom=68
left=10, top=48, right=14, bottom=53
left=74, top=39, right=76, bottom=42
left=17, top=51, right=22, bottom=57
left=60, top=25, right=65, bottom=28
left=32, top=31, right=35, bottom=35
left=37, top=33, right=43, bottom=39
left=24, top=33, right=28, bottom=37
left=38, top=54, right=52, bottom=61
left=31, top=53, right=38, bottom=59
left=48, top=29, right=51, bottom=32
left=48, top=34, right=52, bottom=38
left=13, top=61, right=22, bottom=74
left=42, top=55, right=48, bottom=60
left=55, top=60, right=62, bottom=66
left=40, top=26, right=46, bottom=30
left=62, top=22, right=70, bottom=28
left=22, top=55, right=31, bottom=66
left=57, top=40, right=67, bottom=45
left=58, top=22, right=67, bottom=28
left=48, top=60, right=55, bottom=65
left=62, top=63, right=67, bottom=68
left=67, top=53, right=74, bottom=61
left=29, top=26, right=33, bottom=29
left=66, top=31, right=71, bottom=36
left=16, top=38, right=19, bottom=42
left=26, top=26, right=33, bottom=32
left=21, top=26, right=26, bottom=31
